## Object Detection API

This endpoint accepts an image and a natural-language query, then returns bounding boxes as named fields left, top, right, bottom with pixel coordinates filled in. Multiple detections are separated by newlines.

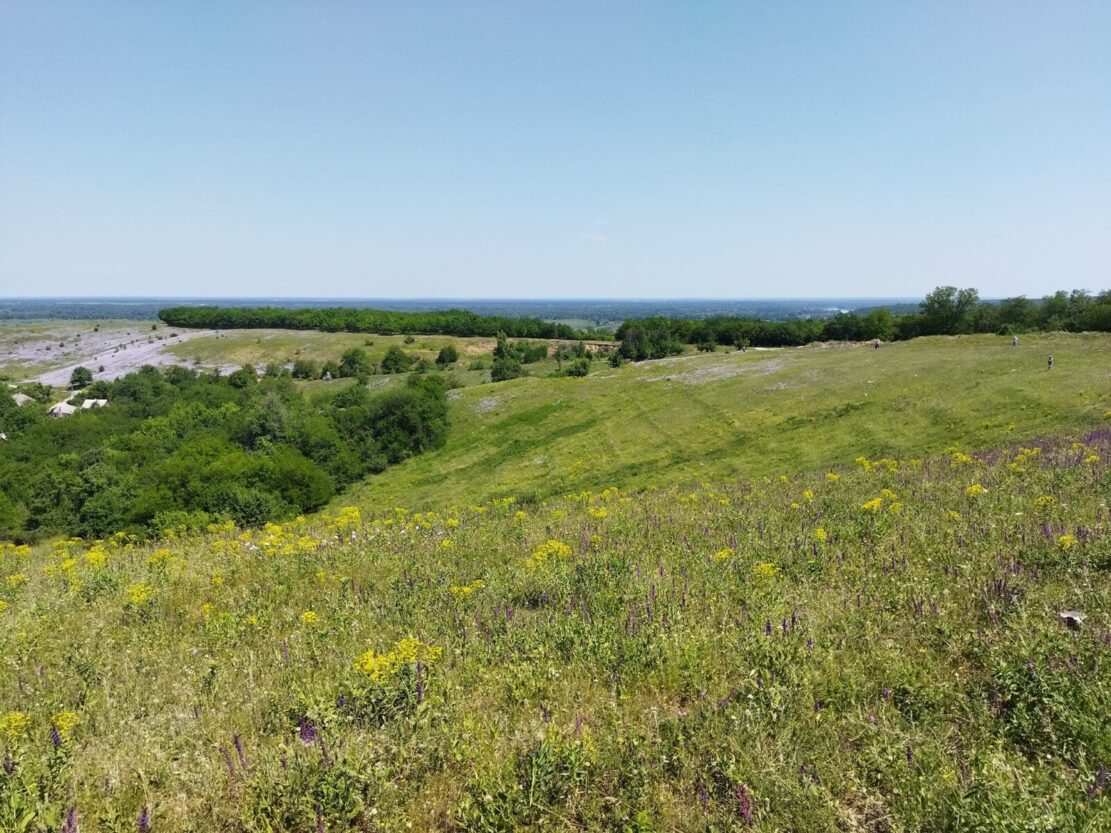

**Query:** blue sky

left=1, top=1, right=1108, bottom=299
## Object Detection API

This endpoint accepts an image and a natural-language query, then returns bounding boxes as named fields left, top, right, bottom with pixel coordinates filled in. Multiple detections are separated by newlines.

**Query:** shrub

left=380, top=346, right=414, bottom=374
left=436, top=344, right=459, bottom=367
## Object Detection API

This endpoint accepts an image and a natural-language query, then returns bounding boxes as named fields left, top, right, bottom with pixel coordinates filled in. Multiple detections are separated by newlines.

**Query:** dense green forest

left=0, top=367, right=448, bottom=541
left=616, top=286, right=1111, bottom=359
left=159, top=305, right=577, bottom=339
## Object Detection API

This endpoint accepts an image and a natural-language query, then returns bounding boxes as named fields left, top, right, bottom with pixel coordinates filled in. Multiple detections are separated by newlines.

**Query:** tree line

left=0, top=366, right=449, bottom=541
left=615, top=287, right=1111, bottom=360
left=158, top=305, right=578, bottom=339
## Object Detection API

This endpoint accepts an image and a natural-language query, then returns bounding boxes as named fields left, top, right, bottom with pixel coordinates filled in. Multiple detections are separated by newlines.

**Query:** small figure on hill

left=1012, top=335, right=1018, bottom=348
left=1047, top=356, right=1054, bottom=370
left=874, top=339, right=880, bottom=349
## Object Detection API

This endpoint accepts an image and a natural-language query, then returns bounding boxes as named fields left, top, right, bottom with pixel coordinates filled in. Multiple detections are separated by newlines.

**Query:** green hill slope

left=346, top=332, right=1111, bottom=511
left=1, top=431, right=1107, bottom=830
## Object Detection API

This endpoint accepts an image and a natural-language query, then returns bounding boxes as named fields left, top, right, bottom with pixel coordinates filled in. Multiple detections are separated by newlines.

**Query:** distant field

left=344, top=333, right=1111, bottom=511
left=0, top=321, right=586, bottom=389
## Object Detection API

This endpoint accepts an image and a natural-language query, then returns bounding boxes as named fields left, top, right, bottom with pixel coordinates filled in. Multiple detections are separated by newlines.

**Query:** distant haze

left=1, top=3, right=1108, bottom=298
left=0, top=297, right=913, bottom=324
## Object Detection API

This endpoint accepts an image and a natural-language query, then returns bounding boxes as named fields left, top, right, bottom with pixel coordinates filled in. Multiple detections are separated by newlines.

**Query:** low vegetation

left=0, top=431, right=1107, bottom=830
left=344, top=332, right=1111, bottom=514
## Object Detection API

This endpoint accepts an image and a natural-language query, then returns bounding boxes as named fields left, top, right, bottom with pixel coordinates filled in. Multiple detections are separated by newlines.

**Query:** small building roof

left=81, top=399, right=109, bottom=409
left=11, top=393, right=34, bottom=406
left=48, top=402, right=77, bottom=417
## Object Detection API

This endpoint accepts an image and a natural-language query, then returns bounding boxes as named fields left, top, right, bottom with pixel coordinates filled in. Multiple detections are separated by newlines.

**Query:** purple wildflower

left=61, top=807, right=78, bottom=833
left=3, top=749, right=14, bottom=775
left=138, top=806, right=150, bottom=833
left=219, top=745, right=236, bottom=776
left=298, top=717, right=317, bottom=744
left=696, top=780, right=709, bottom=811
left=51, top=725, right=62, bottom=749
left=1088, top=763, right=1108, bottom=799
left=416, top=660, right=424, bottom=705
left=733, top=783, right=754, bottom=825
left=316, top=804, right=325, bottom=833
left=233, top=734, right=248, bottom=772
left=764, top=619, right=772, bottom=637
left=906, top=743, right=914, bottom=764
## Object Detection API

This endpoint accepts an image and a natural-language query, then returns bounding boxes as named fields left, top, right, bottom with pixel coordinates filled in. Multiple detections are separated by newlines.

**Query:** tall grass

left=2, top=430, right=1108, bottom=830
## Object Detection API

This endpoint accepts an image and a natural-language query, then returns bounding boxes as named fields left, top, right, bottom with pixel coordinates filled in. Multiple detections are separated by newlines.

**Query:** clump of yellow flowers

left=0, top=711, right=30, bottom=741
left=522, top=539, right=572, bottom=570
left=449, top=579, right=486, bottom=599
left=355, top=637, right=442, bottom=683
left=52, top=711, right=80, bottom=740
left=752, top=562, right=781, bottom=582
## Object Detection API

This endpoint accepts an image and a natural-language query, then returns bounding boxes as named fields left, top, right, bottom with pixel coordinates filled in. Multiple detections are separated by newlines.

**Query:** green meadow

left=346, top=333, right=1111, bottom=512
left=0, top=428, right=1108, bottom=831
left=1, top=330, right=1109, bottom=831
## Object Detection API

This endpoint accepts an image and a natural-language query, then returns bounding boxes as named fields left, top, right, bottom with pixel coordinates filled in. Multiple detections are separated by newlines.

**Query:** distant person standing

left=1012, top=335, right=1018, bottom=348
left=1048, top=356, right=1054, bottom=370
left=874, top=339, right=880, bottom=349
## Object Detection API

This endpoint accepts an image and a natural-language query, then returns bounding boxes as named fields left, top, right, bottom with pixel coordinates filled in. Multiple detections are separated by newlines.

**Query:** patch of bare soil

left=1, top=328, right=220, bottom=385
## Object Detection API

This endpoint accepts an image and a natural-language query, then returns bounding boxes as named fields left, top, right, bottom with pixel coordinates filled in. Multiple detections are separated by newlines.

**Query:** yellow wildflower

left=826, top=471, right=841, bottom=481
left=0, top=711, right=30, bottom=741
left=300, top=610, right=319, bottom=627
left=523, top=539, right=572, bottom=570
left=965, top=484, right=986, bottom=497
left=441, top=539, right=455, bottom=550
left=6, top=572, right=27, bottom=588
left=1056, top=534, right=1078, bottom=551
left=83, top=548, right=108, bottom=569
left=861, top=498, right=882, bottom=512
left=713, top=547, right=735, bottom=562
left=126, top=583, right=152, bottom=606
left=752, top=562, right=781, bottom=582
left=354, top=637, right=442, bottom=682
left=814, top=528, right=828, bottom=543
left=51, top=711, right=80, bottom=740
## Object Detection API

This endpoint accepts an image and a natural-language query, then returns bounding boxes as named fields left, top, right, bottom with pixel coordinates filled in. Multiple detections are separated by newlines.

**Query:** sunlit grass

left=1, top=431, right=1109, bottom=830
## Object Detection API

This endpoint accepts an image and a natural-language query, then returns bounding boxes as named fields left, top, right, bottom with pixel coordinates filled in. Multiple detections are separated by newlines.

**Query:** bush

left=380, top=346, right=414, bottom=374
left=491, top=356, right=522, bottom=383
left=339, top=347, right=373, bottom=379
left=291, top=359, right=318, bottom=380
left=436, top=344, right=459, bottom=367
left=69, top=366, right=93, bottom=388
left=566, top=358, right=590, bottom=377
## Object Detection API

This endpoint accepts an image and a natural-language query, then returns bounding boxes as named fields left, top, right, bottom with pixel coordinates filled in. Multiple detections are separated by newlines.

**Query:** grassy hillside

left=346, top=333, right=1111, bottom=511
left=0, top=431, right=1107, bottom=830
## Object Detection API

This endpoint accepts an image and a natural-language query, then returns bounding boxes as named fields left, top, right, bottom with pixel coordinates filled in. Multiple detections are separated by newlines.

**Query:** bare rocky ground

left=0, top=324, right=220, bottom=385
